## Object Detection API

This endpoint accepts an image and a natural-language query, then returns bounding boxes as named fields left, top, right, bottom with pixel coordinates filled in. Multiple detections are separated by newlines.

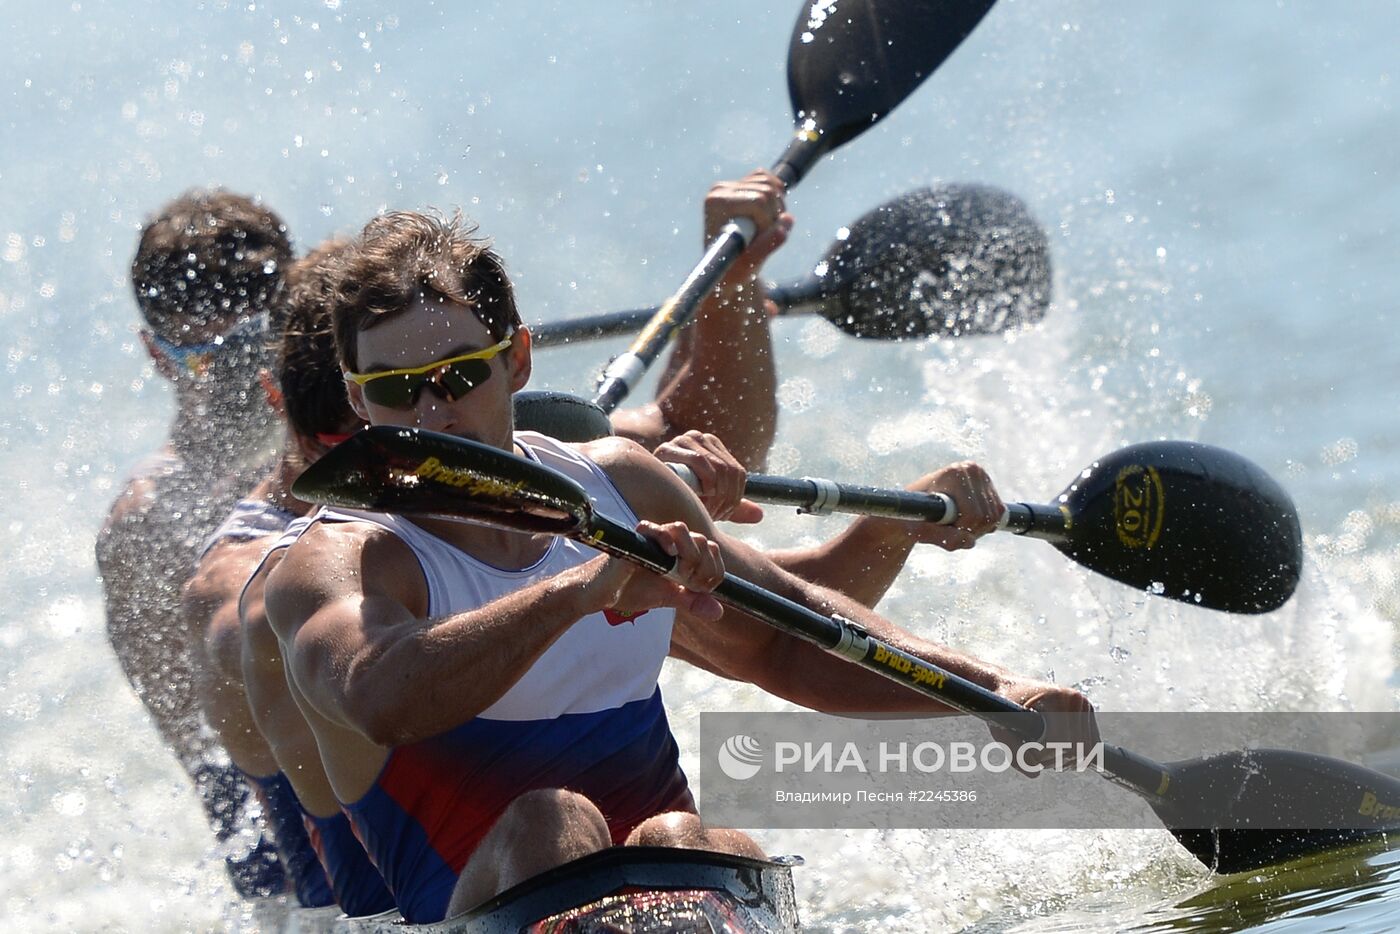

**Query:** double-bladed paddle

left=669, top=440, right=1302, bottom=615
left=291, top=427, right=1398, bottom=875
left=592, top=0, right=998, bottom=412
left=534, top=183, right=1050, bottom=347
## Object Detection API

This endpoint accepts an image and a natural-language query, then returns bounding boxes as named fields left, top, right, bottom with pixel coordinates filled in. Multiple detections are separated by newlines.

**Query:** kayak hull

left=332, top=846, right=802, bottom=933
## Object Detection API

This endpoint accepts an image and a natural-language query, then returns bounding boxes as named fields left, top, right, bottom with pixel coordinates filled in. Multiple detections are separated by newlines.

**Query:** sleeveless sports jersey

left=196, top=497, right=321, bottom=903
left=297, top=433, right=691, bottom=923
left=199, top=497, right=299, bottom=561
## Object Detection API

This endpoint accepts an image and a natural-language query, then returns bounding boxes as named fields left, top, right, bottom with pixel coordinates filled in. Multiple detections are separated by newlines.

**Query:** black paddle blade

left=291, top=426, right=591, bottom=535
left=787, top=0, right=996, bottom=157
left=1055, top=441, right=1302, bottom=614
left=819, top=184, right=1051, bottom=339
left=1151, top=748, right=1400, bottom=874
left=513, top=390, right=615, bottom=442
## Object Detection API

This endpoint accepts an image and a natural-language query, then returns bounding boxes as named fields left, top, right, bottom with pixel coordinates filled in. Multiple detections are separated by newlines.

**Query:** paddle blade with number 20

left=1036, top=442, right=1303, bottom=615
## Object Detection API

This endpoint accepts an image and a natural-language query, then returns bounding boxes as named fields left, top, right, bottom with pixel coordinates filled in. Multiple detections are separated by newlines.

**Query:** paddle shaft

left=592, top=0, right=1002, bottom=407
left=592, top=138, right=821, bottom=412
left=665, top=439, right=1303, bottom=617
left=583, top=509, right=1171, bottom=800
left=668, top=463, right=1071, bottom=541
left=531, top=278, right=823, bottom=348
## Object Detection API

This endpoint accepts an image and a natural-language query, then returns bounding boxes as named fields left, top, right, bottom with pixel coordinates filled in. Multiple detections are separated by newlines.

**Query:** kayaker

left=259, top=208, right=1099, bottom=924
left=96, top=188, right=288, bottom=897
left=197, top=205, right=785, bottom=916
left=181, top=239, right=398, bottom=917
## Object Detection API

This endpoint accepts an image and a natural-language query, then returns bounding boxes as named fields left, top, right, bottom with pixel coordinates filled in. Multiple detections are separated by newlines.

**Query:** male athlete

left=181, top=240, right=397, bottom=916
left=197, top=189, right=789, bottom=918
left=97, top=189, right=288, bottom=895
left=261, top=209, right=1098, bottom=923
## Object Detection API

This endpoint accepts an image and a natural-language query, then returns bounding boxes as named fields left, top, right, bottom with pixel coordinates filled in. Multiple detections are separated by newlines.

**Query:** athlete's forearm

left=777, top=589, right=1013, bottom=714
left=654, top=278, right=777, bottom=470
left=713, top=543, right=1012, bottom=714
left=767, top=517, right=920, bottom=609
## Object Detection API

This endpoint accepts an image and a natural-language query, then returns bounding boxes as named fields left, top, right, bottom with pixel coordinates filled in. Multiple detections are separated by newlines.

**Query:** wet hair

left=277, top=238, right=359, bottom=441
left=330, top=210, right=522, bottom=372
left=132, top=189, right=293, bottom=341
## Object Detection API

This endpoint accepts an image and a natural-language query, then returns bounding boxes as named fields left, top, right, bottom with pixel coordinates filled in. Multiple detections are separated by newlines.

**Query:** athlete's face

left=345, top=293, right=531, bottom=451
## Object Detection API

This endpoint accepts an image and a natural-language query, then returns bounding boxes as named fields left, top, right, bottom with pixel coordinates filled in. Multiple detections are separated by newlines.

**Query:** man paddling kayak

left=259, top=209, right=1098, bottom=924
left=608, top=168, right=791, bottom=469
left=181, top=239, right=397, bottom=917
left=193, top=188, right=788, bottom=917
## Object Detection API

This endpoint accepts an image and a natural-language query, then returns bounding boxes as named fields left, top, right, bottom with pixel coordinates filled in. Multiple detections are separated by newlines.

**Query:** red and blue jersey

left=343, top=689, right=691, bottom=922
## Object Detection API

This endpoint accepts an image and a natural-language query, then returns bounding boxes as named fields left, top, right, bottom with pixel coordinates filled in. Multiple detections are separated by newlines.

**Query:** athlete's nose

left=412, top=391, right=456, bottom=434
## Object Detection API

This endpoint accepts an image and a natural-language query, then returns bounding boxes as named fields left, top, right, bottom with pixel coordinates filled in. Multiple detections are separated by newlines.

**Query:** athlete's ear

left=292, top=429, right=323, bottom=465
left=259, top=369, right=285, bottom=414
left=139, top=329, right=180, bottom=383
left=506, top=326, right=532, bottom=393
left=345, top=375, right=371, bottom=421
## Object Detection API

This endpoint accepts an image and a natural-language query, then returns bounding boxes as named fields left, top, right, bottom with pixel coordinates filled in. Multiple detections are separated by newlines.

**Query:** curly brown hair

left=131, top=189, right=293, bottom=340
left=331, top=210, right=521, bottom=372
left=277, top=238, right=359, bottom=441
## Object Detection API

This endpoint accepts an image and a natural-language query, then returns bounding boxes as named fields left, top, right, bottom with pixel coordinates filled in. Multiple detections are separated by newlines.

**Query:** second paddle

left=670, top=440, right=1303, bottom=615
left=532, top=183, right=1050, bottom=347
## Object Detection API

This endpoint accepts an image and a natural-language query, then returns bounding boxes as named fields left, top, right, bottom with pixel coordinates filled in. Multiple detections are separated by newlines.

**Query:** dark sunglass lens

left=363, top=372, right=423, bottom=409
left=437, top=358, right=493, bottom=401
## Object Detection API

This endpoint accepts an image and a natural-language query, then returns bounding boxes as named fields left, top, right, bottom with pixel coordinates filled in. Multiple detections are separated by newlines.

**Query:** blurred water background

left=2, top=0, right=1398, bottom=930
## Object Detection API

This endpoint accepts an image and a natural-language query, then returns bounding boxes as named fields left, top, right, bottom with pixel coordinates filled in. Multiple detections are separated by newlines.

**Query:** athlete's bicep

left=263, top=525, right=427, bottom=735
left=586, top=436, right=720, bottom=534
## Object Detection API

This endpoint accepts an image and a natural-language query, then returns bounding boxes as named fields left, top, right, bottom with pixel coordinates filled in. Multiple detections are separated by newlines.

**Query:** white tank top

left=297, top=432, right=677, bottom=722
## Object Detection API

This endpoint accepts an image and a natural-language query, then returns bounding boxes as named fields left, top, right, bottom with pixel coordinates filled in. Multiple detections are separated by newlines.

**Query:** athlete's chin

left=446, top=428, right=513, bottom=452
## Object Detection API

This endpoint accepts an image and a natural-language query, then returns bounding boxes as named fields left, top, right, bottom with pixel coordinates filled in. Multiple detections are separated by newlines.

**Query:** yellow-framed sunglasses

left=345, top=337, right=512, bottom=409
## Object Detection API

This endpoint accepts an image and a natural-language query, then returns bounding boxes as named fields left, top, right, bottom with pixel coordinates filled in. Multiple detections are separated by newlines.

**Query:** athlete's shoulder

left=277, top=517, right=394, bottom=573
left=578, top=435, right=656, bottom=476
left=185, top=534, right=277, bottom=607
left=270, top=516, right=425, bottom=610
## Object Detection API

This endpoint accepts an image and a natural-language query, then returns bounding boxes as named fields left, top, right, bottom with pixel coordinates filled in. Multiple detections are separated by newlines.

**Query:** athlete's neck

left=266, top=452, right=314, bottom=517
